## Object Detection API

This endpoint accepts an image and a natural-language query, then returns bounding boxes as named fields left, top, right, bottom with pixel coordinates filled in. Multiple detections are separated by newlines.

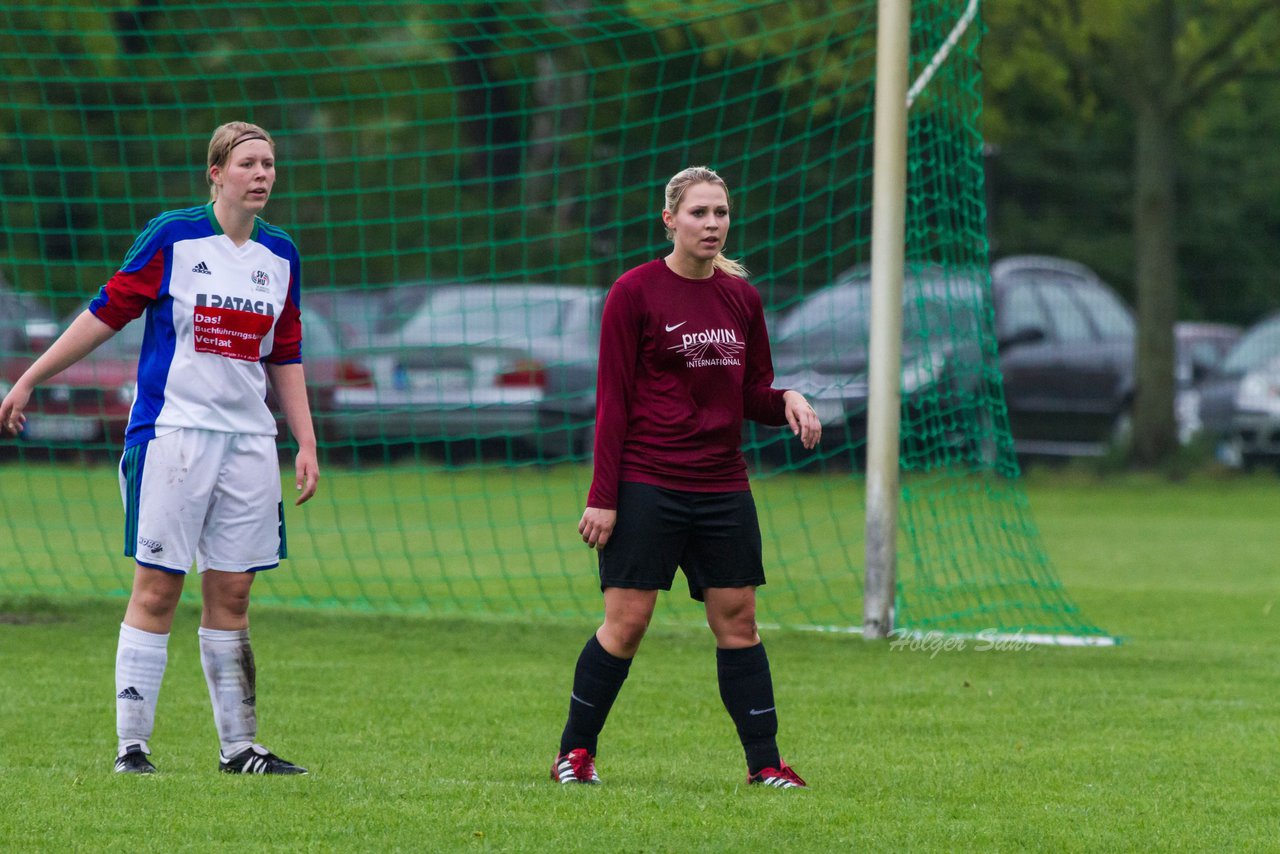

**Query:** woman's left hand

left=783, top=390, right=822, bottom=450
left=294, top=447, right=320, bottom=505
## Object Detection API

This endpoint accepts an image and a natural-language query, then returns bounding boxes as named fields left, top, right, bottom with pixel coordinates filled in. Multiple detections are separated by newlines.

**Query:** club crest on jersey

left=667, top=327, right=744, bottom=367
left=251, top=270, right=270, bottom=292
left=196, top=292, right=275, bottom=316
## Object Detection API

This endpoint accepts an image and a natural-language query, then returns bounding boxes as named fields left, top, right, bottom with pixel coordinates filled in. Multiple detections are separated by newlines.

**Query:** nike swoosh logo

left=748, top=707, right=775, bottom=716
left=571, top=692, right=597, bottom=708
left=664, top=321, right=687, bottom=332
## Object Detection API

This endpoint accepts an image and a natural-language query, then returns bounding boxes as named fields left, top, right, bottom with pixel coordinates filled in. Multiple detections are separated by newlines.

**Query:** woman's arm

left=1, top=310, right=118, bottom=436
left=265, top=361, right=320, bottom=504
left=580, top=283, right=641, bottom=548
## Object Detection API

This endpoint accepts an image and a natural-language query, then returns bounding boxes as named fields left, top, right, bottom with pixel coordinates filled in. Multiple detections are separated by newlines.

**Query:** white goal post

left=864, top=0, right=980, bottom=639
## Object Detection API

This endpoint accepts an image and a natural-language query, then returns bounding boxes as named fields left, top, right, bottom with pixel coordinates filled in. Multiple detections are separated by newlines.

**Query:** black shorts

left=598, top=481, right=766, bottom=601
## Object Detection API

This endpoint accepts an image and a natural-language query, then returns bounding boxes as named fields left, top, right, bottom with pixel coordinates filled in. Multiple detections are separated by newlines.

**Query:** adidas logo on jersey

left=192, top=261, right=212, bottom=275
left=117, top=686, right=144, bottom=701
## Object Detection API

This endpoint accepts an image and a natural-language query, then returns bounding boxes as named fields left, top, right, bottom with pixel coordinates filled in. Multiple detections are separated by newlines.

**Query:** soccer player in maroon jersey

left=551, top=166, right=821, bottom=788
left=1, top=122, right=316, bottom=775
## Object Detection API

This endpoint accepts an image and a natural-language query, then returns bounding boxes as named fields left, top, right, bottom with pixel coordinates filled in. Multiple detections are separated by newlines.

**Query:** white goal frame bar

left=863, top=0, right=1117, bottom=646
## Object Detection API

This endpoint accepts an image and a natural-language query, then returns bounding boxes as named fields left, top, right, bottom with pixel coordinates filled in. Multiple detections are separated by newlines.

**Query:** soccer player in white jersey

left=0, top=122, right=319, bottom=775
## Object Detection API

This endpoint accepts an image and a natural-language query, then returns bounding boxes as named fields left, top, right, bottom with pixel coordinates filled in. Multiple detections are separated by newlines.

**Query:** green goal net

left=0, top=0, right=1108, bottom=641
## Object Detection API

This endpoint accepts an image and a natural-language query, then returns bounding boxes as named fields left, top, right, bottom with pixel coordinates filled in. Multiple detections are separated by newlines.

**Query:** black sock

left=559, top=634, right=632, bottom=757
left=717, top=643, right=781, bottom=775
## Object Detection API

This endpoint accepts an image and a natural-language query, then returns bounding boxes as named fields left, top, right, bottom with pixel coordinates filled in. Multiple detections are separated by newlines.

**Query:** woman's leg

left=114, top=565, right=185, bottom=770
left=199, top=569, right=259, bottom=760
left=704, top=586, right=786, bottom=779
left=554, top=587, right=659, bottom=780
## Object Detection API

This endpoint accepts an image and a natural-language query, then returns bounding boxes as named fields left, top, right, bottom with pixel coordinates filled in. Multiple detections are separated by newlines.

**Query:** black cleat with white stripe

left=219, top=743, right=308, bottom=775
left=114, top=743, right=157, bottom=774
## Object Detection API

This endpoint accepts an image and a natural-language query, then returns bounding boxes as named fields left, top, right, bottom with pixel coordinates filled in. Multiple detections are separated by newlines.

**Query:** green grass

left=2, top=468, right=1279, bottom=850
left=0, top=460, right=1097, bottom=636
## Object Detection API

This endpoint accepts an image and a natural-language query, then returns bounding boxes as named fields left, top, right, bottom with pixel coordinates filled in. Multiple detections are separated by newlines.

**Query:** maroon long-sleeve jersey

left=587, top=258, right=789, bottom=510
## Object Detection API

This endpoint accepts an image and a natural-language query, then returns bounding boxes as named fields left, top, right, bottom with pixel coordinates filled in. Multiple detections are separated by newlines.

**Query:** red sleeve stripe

left=89, top=249, right=166, bottom=330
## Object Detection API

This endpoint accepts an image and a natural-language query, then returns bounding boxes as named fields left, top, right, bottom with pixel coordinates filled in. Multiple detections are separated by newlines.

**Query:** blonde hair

left=663, top=166, right=749, bottom=279
left=206, top=121, right=275, bottom=201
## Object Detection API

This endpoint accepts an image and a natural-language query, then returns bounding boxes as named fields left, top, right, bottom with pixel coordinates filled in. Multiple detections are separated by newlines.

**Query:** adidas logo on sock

left=242, top=694, right=256, bottom=707
left=117, top=686, right=144, bottom=701
left=192, top=261, right=212, bottom=275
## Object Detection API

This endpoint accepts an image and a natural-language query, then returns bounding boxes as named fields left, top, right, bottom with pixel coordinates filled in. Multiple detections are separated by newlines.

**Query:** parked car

left=991, top=255, right=1136, bottom=456
left=760, top=263, right=995, bottom=468
left=0, top=284, right=59, bottom=358
left=14, top=309, right=143, bottom=447
left=1195, top=313, right=1280, bottom=470
left=307, top=282, right=437, bottom=349
left=11, top=307, right=360, bottom=450
left=750, top=255, right=1138, bottom=466
left=1174, top=321, right=1241, bottom=444
left=328, top=283, right=604, bottom=452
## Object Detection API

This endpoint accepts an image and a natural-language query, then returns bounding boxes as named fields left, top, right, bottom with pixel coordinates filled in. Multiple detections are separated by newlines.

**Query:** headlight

left=1236, top=372, right=1280, bottom=415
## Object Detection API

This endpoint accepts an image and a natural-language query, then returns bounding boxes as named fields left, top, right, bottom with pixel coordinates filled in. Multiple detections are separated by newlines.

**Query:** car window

left=302, top=312, right=341, bottom=358
left=1176, top=336, right=1232, bottom=384
left=1222, top=317, right=1280, bottom=374
left=907, top=295, right=979, bottom=344
left=1036, top=283, right=1094, bottom=343
left=777, top=281, right=976, bottom=354
left=999, top=283, right=1051, bottom=340
left=397, top=288, right=575, bottom=343
left=1073, top=284, right=1134, bottom=339
left=559, top=295, right=603, bottom=338
left=776, top=285, right=869, bottom=354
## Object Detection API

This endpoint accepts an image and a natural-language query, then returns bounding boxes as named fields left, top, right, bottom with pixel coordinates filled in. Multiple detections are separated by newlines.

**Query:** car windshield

left=1221, top=317, right=1280, bottom=375
left=395, top=288, right=581, bottom=343
left=776, top=279, right=983, bottom=352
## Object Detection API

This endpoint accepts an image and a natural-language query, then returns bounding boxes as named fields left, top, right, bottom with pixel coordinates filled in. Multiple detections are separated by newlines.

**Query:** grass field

left=2, top=467, right=1279, bottom=850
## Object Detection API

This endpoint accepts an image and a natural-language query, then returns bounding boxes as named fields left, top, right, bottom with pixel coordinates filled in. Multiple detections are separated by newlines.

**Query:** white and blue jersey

left=89, top=203, right=303, bottom=449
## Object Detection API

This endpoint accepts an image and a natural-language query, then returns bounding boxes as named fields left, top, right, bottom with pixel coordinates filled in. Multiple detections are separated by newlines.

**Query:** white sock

left=199, top=626, right=257, bottom=757
left=116, top=623, right=169, bottom=753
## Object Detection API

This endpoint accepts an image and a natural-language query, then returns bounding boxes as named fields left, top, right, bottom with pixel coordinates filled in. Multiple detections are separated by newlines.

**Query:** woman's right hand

left=0, top=383, right=31, bottom=437
left=579, top=506, right=618, bottom=550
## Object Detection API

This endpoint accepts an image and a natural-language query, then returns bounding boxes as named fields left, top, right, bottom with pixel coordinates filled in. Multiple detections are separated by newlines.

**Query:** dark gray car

left=762, top=264, right=994, bottom=468
left=991, top=255, right=1135, bottom=456
left=758, top=255, right=1139, bottom=465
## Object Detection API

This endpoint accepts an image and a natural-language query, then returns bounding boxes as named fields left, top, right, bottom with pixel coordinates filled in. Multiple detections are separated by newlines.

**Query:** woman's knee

left=599, top=592, right=656, bottom=654
left=601, top=615, right=649, bottom=653
left=203, top=571, right=254, bottom=622
left=129, top=571, right=183, bottom=619
left=705, top=590, right=759, bottom=646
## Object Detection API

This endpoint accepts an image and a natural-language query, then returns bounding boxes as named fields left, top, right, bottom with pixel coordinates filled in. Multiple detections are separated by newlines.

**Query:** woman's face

left=664, top=182, right=730, bottom=266
left=211, top=139, right=275, bottom=213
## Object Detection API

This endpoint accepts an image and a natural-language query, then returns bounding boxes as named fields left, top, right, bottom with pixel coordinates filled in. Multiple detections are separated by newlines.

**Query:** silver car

left=1196, top=313, right=1280, bottom=470
left=328, top=283, right=603, bottom=451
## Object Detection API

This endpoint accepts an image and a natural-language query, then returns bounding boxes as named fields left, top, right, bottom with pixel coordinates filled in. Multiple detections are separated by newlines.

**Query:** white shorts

left=118, top=428, right=285, bottom=574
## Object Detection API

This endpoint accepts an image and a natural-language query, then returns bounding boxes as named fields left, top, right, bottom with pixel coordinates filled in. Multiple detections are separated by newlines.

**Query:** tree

left=985, top=0, right=1280, bottom=464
